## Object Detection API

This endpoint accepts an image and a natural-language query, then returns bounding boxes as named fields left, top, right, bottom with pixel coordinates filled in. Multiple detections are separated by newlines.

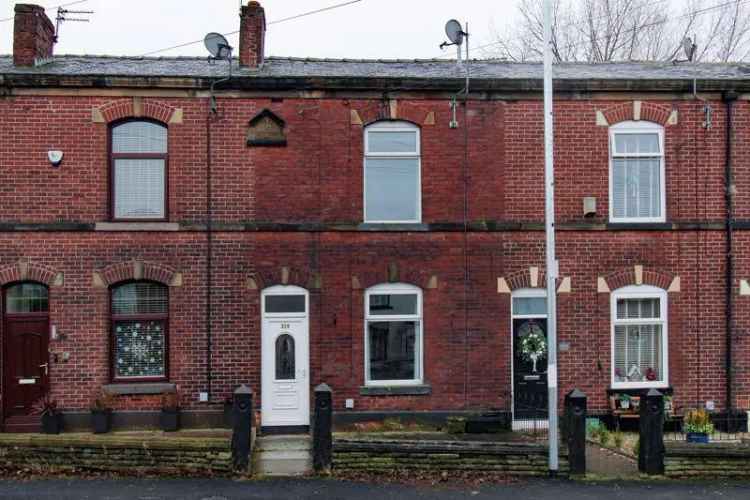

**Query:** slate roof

left=1, top=55, right=749, bottom=81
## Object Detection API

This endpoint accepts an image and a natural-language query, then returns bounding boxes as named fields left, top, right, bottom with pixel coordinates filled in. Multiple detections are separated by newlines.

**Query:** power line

left=0, top=0, right=88, bottom=23
left=138, top=0, right=363, bottom=57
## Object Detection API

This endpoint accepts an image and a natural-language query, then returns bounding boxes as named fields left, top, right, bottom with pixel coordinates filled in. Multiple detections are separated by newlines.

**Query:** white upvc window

left=364, top=121, right=421, bottom=223
left=611, top=285, right=668, bottom=389
left=609, top=121, right=665, bottom=223
left=364, top=283, right=423, bottom=386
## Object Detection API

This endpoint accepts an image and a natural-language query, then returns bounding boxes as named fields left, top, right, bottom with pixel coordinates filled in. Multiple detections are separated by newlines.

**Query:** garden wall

left=333, top=438, right=567, bottom=476
left=0, top=434, right=232, bottom=476
left=665, top=442, right=750, bottom=478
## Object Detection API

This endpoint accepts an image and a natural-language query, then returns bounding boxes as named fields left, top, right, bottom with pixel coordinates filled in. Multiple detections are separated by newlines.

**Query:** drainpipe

left=723, top=90, right=738, bottom=414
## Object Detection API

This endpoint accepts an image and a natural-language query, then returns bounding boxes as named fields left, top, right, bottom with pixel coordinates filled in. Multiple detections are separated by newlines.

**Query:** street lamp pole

left=543, top=0, right=559, bottom=475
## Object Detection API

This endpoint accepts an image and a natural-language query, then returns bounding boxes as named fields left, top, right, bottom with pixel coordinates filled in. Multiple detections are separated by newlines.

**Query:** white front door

left=261, top=286, right=310, bottom=429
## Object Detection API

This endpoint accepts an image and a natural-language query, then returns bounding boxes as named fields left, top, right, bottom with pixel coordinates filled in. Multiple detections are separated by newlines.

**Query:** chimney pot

left=13, top=3, right=55, bottom=67
left=239, top=1, right=266, bottom=69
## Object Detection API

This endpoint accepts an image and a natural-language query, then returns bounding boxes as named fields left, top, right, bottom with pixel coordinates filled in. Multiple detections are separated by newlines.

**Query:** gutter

left=723, top=90, right=738, bottom=413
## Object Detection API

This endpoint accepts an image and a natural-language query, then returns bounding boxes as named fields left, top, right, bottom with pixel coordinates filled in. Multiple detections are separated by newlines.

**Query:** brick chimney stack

left=13, top=4, right=56, bottom=67
left=239, top=1, right=266, bottom=68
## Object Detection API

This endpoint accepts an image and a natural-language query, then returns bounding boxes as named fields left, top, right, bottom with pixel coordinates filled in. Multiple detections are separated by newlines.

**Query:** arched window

left=611, top=285, right=668, bottom=389
left=364, top=283, right=423, bottom=385
left=364, top=121, right=421, bottom=223
left=4, top=282, right=48, bottom=313
left=110, top=120, right=168, bottom=220
left=111, top=281, right=168, bottom=381
left=609, top=121, right=665, bottom=223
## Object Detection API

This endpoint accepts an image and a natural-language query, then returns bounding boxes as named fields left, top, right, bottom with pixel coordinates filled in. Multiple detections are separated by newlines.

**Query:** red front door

left=2, top=283, right=50, bottom=432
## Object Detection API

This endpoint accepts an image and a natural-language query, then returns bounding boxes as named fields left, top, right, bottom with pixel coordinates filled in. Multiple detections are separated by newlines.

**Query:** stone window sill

left=103, top=383, right=176, bottom=395
left=359, top=384, right=431, bottom=396
left=95, top=222, right=179, bottom=232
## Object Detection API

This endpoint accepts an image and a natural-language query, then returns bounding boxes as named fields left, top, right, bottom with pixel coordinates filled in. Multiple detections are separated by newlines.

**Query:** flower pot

left=686, top=432, right=709, bottom=443
left=41, top=412, right=62, bottom=434
left=160, top=408, right=180, bottom=432
left=91, top=409, right=111, bottom=434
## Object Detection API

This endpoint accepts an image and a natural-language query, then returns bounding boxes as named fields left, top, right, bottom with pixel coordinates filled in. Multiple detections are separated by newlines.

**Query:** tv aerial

left=54, top=6, right=94, bottom=43
left=204, top=32, right=234, bottom=114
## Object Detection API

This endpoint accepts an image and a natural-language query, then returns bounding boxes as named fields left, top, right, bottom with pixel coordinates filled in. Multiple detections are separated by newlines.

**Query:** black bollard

left=231, top=384, right=253, bottom=472
left=638, top=388, right=665, bottom=475
left=565, top=389, right=587, bottom=475
left=313, top=383, right=333, bottom=474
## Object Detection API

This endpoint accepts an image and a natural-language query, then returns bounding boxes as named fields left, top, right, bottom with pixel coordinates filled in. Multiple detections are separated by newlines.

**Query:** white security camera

left=48, top=150, right=63, bottom=167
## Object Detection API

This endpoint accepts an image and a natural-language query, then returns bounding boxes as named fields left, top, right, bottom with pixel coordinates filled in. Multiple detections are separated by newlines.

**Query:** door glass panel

left=512, top=296, right=546, bottom=316
left=265, top=295, right=305, bottom=313
left=275, top=334, right=296, bottom=380
left=5, top=283, right=48, bottom=313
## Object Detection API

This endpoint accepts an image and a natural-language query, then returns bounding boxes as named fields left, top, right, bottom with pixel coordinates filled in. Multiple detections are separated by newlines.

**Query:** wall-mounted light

left=47, top=150, right=63, bottom=167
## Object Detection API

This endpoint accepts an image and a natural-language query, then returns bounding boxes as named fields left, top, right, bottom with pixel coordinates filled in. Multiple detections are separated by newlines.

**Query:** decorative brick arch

left=354, top=263, right=436, bottom=291
left=601, top=265, right=677, bottom=292
left=0, top=261, right=62, bottom=287
left=354, top=100, right=435, bottom=128
left=94, top=98, right=182, bottom=125
left=505, top=267, right=547, bottom=291
left=249, top=266, right=321, bottom=292
left=96, top=260, right=180, bottom=287
left=599, top=101, right=675, bottom=127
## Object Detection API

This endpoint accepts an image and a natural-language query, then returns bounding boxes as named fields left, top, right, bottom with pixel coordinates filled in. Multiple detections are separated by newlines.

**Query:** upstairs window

left=609, top=121, right=665, bottom=223
left=111, top=281, right=168, bottom=381
left=111, top=120, right=168, bottom=220
left=365, top=283, right=423, bottom=386
left=611, top=285, right=668, bottom=389
left=364, top=121, right=421, bottom=223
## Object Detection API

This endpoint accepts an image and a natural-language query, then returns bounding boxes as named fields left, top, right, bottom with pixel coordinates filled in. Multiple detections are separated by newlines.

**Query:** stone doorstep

left=253, top=435, right=313, bottom=476
left=254, top=434, right=312, bottom=452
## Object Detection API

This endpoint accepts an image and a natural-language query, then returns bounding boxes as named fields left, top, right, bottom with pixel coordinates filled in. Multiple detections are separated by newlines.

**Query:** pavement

left=586, top=442, right=639, bottom=478
left=0, top=478, right=749, bottom=499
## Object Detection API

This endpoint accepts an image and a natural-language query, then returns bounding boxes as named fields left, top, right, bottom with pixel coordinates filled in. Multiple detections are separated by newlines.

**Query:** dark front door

left=513, top=318, right=548, bottom=419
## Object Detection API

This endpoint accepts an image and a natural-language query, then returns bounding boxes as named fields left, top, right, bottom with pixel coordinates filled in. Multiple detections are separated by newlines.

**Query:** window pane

left=114, top=320, right=166, bottom=378
left=112, top=282, right=168, bottom=315
left=614, top=133, right=659, bottom=154
left=369, top=294, right=418, bottom=316
left=368, top=320, right=417, bottom=381
left=112, top=121, right=167, bottom=154
left=513, top=297, right=547, bottom=316
left=5, top=283, right=48, bottom=313
left=365, top=158, right=419, bottom=221
left=616, top=298, right=660, bottom=320
left=275, top=334, right=296, bottom=380
left=114, top=159, right=166, bottom=219
left=265, top=295, right=305, bottom=313
left=613, top=159, right=627, bottom=218
left=612, top=158, right=660, bottom=219
left=368, top=131, right=417, bottom=153
left=614, top=323, right=662, bottom=383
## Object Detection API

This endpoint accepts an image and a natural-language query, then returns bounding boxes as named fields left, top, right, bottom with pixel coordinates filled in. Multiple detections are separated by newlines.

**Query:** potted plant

left=90, top=390, right=115, bottom=434
left=619, top=393, right=632, bottom=410
left=684, top=408, right=714, bottom=443
left=159, top=390, right=181, bottom=432
left=32, top=393, right=62, bottom=434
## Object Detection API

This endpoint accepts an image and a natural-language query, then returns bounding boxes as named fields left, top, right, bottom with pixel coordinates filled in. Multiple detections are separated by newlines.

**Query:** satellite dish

left=204, top=32, right=232, bottom=59
left=445, top=19, right=464, bottom=46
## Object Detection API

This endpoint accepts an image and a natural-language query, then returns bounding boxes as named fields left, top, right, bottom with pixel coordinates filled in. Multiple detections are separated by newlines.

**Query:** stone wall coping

left=0, top=433, right=229, bottom=450
left=334, top=437, right=560, bottom=456
left=665, top=441, right=750, bottom=458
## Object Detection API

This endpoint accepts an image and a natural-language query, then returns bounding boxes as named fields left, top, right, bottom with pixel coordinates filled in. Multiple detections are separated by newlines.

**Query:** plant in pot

left=159, top=390, right=181, bottom=432
left=619, top=393, right=632, bottom=410
left=32, top=393, right=62, bottom=434
left=684, top=408, right=714, bottom=443
left=90, top=390, right=115, bottom=434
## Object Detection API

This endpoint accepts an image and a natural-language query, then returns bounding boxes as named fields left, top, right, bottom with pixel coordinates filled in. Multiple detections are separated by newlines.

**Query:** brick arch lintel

left=353, top=262, right=438, bottom=291
left=600, top=265, right=679, bottom=293
left=353, top=100, right=434, bottom=127
left=248, top=266, right=322, bottom=292
left=94, top=260, right=181, bottom=288
left=598, top=101, right=676, bottom=127
left=94, top=98, right=183, bottom=125
left=498, top=266, right=570, bottom=294
left=0, top=261, right=63, bottom=287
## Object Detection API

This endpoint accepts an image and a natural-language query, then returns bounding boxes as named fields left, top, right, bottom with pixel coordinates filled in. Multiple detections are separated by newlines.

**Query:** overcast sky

left=0, top=0, right=520, bottom=59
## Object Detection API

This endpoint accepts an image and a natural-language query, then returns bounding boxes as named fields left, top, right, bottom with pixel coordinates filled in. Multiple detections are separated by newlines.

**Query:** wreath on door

left=519, top=323, right=547, bottom=373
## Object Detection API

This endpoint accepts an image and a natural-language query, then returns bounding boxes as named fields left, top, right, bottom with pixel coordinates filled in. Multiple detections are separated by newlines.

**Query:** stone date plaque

left=246, top=109, right=287, bottom=147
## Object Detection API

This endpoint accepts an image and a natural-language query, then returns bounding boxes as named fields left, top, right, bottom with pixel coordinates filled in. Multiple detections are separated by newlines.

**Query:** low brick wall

left=0, top=434, right=232, bottom=476
left=334, top=438, right=568, bottom=476
left=665, top=441, right=750, bottom=478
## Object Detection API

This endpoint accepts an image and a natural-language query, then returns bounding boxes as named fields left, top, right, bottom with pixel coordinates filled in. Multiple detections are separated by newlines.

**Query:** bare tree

left=486, top=0, right=750, bottom=62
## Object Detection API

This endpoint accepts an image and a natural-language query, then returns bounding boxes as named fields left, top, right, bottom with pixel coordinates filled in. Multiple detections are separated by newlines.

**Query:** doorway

left=511, top=288, right=548, bottom=426
left=261, top=285, right=310, bottom=433
left=2, top=282, right=50, bottom=432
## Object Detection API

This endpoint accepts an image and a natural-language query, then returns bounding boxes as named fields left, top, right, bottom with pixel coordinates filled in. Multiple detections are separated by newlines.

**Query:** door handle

left=39, top=363, right=48, bottom=376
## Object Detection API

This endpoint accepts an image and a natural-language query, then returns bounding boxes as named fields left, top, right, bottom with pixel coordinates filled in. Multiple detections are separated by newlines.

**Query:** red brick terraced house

left=1, top=2, right=750, bottom=433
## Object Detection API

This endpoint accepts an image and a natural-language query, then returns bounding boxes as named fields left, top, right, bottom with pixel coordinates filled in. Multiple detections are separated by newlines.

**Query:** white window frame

left=364, top=283, right=423, bottom=386
left=610, top=285, right=669, bottom=389
left=363, top=121, right=422, bottom=224
left=608, top=121, right=666, bottom=223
